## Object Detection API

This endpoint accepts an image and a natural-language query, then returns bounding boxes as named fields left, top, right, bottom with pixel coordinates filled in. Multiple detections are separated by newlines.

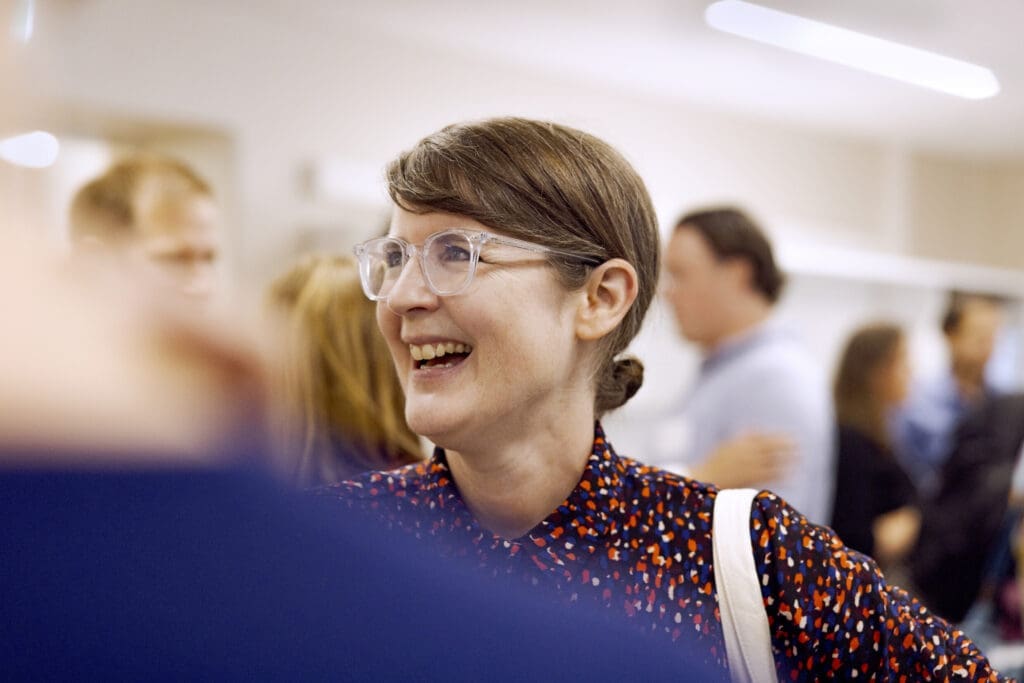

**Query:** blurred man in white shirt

left=663, top=207, right=835, bottom=524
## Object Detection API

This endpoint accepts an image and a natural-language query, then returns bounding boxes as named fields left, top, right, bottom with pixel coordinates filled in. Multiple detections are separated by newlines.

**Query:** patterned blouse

left=321, top=424, right=1006, bottom=681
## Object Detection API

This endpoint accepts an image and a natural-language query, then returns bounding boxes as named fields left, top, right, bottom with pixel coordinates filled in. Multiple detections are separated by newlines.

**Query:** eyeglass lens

left=364, top=231, right=476, bottom=298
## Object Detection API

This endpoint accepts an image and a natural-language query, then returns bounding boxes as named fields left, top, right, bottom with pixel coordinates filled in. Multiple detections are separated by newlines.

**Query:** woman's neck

left=444, top=401, right=596, bottom=539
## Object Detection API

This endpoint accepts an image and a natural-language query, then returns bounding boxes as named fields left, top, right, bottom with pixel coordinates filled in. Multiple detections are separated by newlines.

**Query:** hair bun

left=595, top=355, right=644, bottom=414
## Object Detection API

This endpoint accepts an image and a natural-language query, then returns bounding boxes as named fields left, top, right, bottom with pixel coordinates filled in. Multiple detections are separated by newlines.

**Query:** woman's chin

left=405, top=410, right=464, bottom=449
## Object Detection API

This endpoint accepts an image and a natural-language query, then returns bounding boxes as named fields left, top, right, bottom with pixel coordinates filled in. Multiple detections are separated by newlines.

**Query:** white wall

left=18, top=1, right=1024, bottom=275
left=7, top=0, right=1024, bottom=457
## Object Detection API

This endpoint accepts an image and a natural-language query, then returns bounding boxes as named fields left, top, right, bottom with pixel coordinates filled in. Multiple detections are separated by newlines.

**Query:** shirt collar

left=700, top=318, right=782, bottom=376
left=935, top=371, right=998, bottom=411
left=423, top=422, right=626, bottom=550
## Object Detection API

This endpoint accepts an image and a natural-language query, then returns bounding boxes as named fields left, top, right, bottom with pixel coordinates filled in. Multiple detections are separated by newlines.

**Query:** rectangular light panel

left=705, top=0, right=999, bottom=99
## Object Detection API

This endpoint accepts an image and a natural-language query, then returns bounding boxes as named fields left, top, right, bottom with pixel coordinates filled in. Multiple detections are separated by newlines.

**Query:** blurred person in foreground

left=830, top=323, right=918, bottom=573
left=69, top=153, right=222, bottom=303
left=661, top=207, right=834, bottom=524
left=893, top=291, right=1005, bottom=495
left=0, top=235, right=719, bottom=681
left=321, top=117, right=1005, bottom=680
left=267, top=253, right=423, bottom=486
left=912, top=393, right=1024, bottom=681
left=913, top=391, right=1024, bottom=623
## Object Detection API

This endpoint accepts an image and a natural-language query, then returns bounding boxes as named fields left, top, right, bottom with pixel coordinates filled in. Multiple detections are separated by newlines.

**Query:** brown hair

left=385, top=117, right=660, bottom=415
left=269, top=253, right=422, bottom=486
left=834, top=322, right=904, bottom=447
left=941, top=290, right=1004, bottom=335
left=69, top=154, right=212, bottom=244
left=674, top=207, right=785, bottom=303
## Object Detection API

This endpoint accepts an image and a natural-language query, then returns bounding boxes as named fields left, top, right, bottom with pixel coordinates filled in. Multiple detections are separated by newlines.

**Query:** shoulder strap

left=712, top=488, right=776, bottom=683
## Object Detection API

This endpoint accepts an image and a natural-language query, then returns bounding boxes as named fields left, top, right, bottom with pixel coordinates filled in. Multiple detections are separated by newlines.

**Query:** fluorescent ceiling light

left=10, top=0, right=35, bottom=43
left=0, top=131, right=60, bottom=168
left=705, top=0, right=999, bottom=100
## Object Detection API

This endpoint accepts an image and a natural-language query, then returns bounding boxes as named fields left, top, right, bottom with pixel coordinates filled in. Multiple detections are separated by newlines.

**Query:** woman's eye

left=384, top=248, right=405, bottom=268
left=439, top=244, right=472, bottom=262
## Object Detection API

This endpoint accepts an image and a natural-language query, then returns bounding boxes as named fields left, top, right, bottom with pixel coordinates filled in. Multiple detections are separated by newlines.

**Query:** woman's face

left=377, top=207, right=588, bottom=451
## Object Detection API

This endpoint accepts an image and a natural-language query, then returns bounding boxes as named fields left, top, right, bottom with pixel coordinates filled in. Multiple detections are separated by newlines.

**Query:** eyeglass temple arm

left=485, top=234, right=603, bottom=266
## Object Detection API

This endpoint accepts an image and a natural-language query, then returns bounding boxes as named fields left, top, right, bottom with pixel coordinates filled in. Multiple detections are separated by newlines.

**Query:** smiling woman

left=321, top=117, right=1007, bottom=681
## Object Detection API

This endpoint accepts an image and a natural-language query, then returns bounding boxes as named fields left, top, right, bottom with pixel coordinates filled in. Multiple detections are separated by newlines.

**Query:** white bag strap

left=712, top=488, right=777, bottom=683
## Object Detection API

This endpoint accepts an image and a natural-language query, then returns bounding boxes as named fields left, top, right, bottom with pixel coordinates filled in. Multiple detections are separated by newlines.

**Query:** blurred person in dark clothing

left=893, top=291, right=1004, bottom=494
left=912, top=393, right=1024, bottom=623
left=830, top=323, right=918, bottom=569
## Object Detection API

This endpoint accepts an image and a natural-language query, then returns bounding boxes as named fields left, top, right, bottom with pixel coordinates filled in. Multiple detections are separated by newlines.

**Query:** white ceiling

left=260, top=0, right=1024, bottom=159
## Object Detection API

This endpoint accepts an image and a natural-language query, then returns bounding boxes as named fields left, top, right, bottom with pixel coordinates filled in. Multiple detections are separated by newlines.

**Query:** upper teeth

left=409, top=342, right=471, bottom=361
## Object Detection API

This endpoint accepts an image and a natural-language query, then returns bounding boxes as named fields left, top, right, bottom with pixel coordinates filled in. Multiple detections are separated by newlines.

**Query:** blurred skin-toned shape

left=690, top=432, right=794, bottom=488
left=69, top=155, right=223, bottom=303
left=0, top=233, right=265, bottom=464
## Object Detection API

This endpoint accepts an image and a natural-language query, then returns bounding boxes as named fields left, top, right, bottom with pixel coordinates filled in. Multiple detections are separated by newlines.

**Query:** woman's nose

left=385, top=253, right=440, bottom=316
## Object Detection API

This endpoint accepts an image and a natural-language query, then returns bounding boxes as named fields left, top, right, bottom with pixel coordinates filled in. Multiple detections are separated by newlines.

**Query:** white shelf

left=777, top=242, right=1024, bottom=298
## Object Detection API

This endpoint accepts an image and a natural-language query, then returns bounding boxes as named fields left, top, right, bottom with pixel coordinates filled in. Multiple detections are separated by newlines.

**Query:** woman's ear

left=575, top=258, right=639, bottom=341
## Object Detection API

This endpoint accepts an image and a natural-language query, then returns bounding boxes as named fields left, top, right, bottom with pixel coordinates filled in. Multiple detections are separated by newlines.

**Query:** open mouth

left=409, top=342, right=473, bottom=370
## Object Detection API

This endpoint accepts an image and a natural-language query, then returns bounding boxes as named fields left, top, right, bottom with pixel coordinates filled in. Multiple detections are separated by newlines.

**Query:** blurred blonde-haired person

left=268, top=253, right=423, bottom=486
left=69, top=154, right=221, bottom=302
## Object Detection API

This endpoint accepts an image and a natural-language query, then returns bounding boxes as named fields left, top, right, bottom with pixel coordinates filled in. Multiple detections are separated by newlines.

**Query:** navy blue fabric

left=0, top=457, right=721, bottom=681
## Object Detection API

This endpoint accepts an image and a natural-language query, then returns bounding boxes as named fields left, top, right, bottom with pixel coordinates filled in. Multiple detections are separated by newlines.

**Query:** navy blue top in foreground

left=0, top=452, right=722, bottom=681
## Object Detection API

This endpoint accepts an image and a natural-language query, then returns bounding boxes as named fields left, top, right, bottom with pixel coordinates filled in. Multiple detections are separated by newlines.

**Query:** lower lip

left=410, top=354, right=470, bottom=381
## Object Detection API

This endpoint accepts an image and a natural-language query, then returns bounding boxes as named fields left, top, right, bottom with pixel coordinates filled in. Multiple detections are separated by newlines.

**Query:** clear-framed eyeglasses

left=352, top=228, right=601, bottom=301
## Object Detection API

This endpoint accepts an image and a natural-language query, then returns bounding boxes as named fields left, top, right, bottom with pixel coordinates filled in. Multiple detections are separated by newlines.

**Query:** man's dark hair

left=675, top=207, right=785, bottom=303
left=941, top=290, right=1004, bottom=335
